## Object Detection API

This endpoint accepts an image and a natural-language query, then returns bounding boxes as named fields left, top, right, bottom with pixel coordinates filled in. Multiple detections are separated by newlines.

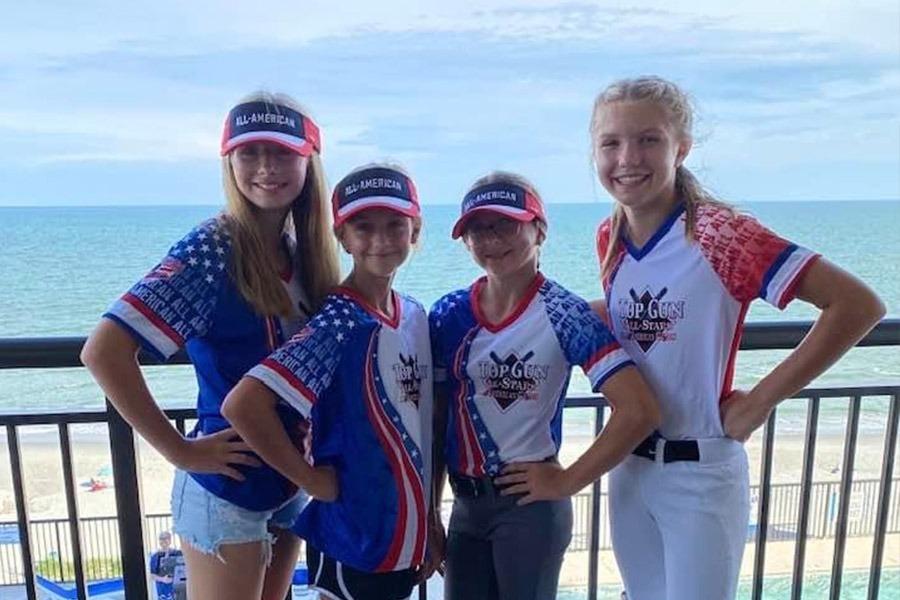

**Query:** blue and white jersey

left=430, top=273, right=633, bottom=478
left=104, top=217, right=311, bottom=511
left=248, top=288, right=433, bottom=573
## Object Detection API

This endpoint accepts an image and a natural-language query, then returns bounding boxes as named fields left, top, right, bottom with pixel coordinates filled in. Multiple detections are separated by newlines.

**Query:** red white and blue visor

left=451, top=182, right=546, bottom=239
left=220, top=101, right=321, bottom=156
left=332, top=166, right=420, bottom=228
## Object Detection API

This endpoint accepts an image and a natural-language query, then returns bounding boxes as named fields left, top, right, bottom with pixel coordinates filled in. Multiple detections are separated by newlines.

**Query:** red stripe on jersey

left=122, top=293, right=184, bottom=347
left=451, top=332, right=486, bottom=476
left=583, top=341, right=620, bottom=372
left=776, top=254, right=819, bottom=309
left=471, top=273, right=545, bottom=333
left=259, top=358, right=318, bottom=407
left=719, top=302, right=750, bottom=403
left=363, top=335, right=426, bottom=571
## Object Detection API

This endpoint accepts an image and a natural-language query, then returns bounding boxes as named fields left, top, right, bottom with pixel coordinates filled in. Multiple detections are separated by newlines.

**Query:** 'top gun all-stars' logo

left=618, top=286, right=685, bottom=353
left=478, top=350, right=550, bottom=411
left=392, top=353, right=425, bottom=407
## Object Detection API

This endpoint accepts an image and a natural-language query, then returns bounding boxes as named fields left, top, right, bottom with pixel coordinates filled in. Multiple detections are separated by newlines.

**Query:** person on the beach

left=149, top=531, right=184, bottom=600
left=222, top=163, right=438, bottom=600
left=429, top=171, right=661, bottom=600
left=81, top=92, right=340, bottom=600
left=590, top=76, right=885, bottom=600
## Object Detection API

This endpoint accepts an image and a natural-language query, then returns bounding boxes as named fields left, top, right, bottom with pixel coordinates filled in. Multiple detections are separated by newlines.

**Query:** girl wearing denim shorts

left=82, top=92, right=340, bottom=600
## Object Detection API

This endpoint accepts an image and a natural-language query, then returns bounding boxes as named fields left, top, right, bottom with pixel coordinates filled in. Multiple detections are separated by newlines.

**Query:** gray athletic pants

left=444, top=480, right=572, bottom=600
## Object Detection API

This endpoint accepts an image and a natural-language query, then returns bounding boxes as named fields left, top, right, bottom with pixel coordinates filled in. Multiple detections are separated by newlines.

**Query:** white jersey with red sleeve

left=598, top=203, right=819, bottom=440
left=430, top=274, right=633, bottom=478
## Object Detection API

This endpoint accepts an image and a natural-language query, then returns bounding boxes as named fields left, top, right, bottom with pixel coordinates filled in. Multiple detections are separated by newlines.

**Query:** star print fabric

left=248, top=291, right=433, bottom=572
left=105, top=218, right=229, bottom=360
left=248, top=299, right=351, bottom=418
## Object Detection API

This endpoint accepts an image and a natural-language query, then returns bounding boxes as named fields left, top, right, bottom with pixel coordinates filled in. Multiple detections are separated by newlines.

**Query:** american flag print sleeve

left=104, top=219, right=228, bottom=361
left=247, top=310, right=344, bottom=419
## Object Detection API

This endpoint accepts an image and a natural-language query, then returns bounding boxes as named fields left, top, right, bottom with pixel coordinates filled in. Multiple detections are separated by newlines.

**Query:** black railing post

left=751, top=410, right=777, bottom=600
left=791, top=395, right=820, bottom=600
left=59, top=423, right=88, bottom=599
left=7, top=425, right=37, bottom=599
left=106, top=399, right=149, bottom=600
left=829, top=395, right=862, bottom=600
left=586, top=405, right=605, bottom=600
left=867, top=393, right=899, bottom=600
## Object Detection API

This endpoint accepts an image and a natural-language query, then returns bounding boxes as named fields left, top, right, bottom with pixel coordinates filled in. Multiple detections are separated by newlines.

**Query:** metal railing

left=0, top=318, right=898, bottom=600
left=2, top=476, right=897, bottom=587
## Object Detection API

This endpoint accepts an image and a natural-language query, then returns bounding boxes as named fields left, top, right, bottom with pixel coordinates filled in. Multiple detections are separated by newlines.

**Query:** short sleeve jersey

left=104, top=218, right=311, bottom=511
left=598, top=204, right=819, bottom=440
left=248, top=288, right=433, bottom=573
left=429, top=273, right=633, bottom=478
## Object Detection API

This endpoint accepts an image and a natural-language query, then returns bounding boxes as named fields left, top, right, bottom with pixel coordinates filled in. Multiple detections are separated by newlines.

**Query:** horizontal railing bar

left=2, top=386, right=900, bottom=425
left=2, top=319, right=897, bottom=370
left=0, top=407, right=196, bottom=425
left=738, top=319, right=900, bottom=350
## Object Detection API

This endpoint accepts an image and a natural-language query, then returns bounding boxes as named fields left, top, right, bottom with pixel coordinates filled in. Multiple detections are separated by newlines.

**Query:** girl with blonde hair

left=81, top=91, right=340, bottom=600
left=591, top=76, right=884, bottom=599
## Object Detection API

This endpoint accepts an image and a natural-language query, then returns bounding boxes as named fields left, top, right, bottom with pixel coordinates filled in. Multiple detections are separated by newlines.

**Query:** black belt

left=448, top=473, right=505, bottom=498
left=633, top=433, right=700, bottom=463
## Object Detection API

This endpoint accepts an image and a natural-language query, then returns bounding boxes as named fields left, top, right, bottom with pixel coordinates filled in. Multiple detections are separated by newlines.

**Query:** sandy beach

left=1, top=427, right=894, bottom=520
left=0, top=425, right=895, bottom=591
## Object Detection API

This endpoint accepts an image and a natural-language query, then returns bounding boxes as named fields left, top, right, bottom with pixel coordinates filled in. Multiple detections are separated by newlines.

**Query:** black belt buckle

left=662, top=440, right=700, bottom=463
left=632, top=434, right=658, bottom=461
left=450, top=474, right=487, bottom=498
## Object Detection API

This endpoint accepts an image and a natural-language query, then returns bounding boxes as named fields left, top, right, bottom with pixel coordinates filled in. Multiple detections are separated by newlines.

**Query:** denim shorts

left=170, top=469, right=306, bottom=559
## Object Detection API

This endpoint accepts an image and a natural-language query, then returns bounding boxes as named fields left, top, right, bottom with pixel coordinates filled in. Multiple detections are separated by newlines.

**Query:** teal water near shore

left=554, top=567, right=900, bottom=599
left=1, top=201, right=897, bottom=436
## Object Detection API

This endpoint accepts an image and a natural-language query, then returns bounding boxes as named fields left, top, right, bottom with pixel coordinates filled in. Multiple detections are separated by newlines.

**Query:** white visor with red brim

left=220, top=101, right=321, bottom=157
left=451, top=182, right=546, bottom=239
left=332, top=166, right=420, bottom=229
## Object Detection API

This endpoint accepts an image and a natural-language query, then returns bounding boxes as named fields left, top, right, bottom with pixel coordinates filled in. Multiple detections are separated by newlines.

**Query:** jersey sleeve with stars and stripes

left=104, top=219, right=230, bottom=361
left=539, top=279, right=634, bottom=391
left=246, top=296, right=358, bottom=418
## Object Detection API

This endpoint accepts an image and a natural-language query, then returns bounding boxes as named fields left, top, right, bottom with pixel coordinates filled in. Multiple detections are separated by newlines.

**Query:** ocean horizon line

left=1, top=198, right=898, bottom=209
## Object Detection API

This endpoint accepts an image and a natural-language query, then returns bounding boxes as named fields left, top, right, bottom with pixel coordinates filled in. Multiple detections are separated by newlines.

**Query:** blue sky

left=2, top=1, right=898, bottom=206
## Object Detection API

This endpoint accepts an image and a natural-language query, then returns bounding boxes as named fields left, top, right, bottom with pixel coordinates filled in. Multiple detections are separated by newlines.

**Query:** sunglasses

left=463, top=218, right=522, bottom=241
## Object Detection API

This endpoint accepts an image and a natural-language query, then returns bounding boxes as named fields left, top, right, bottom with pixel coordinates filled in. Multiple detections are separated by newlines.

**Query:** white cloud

left=1, top=1, right=896, bottom=202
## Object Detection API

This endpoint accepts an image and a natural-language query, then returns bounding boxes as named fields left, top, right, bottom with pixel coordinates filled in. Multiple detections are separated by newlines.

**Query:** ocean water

left=0, top=202, right=898, bottom=435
